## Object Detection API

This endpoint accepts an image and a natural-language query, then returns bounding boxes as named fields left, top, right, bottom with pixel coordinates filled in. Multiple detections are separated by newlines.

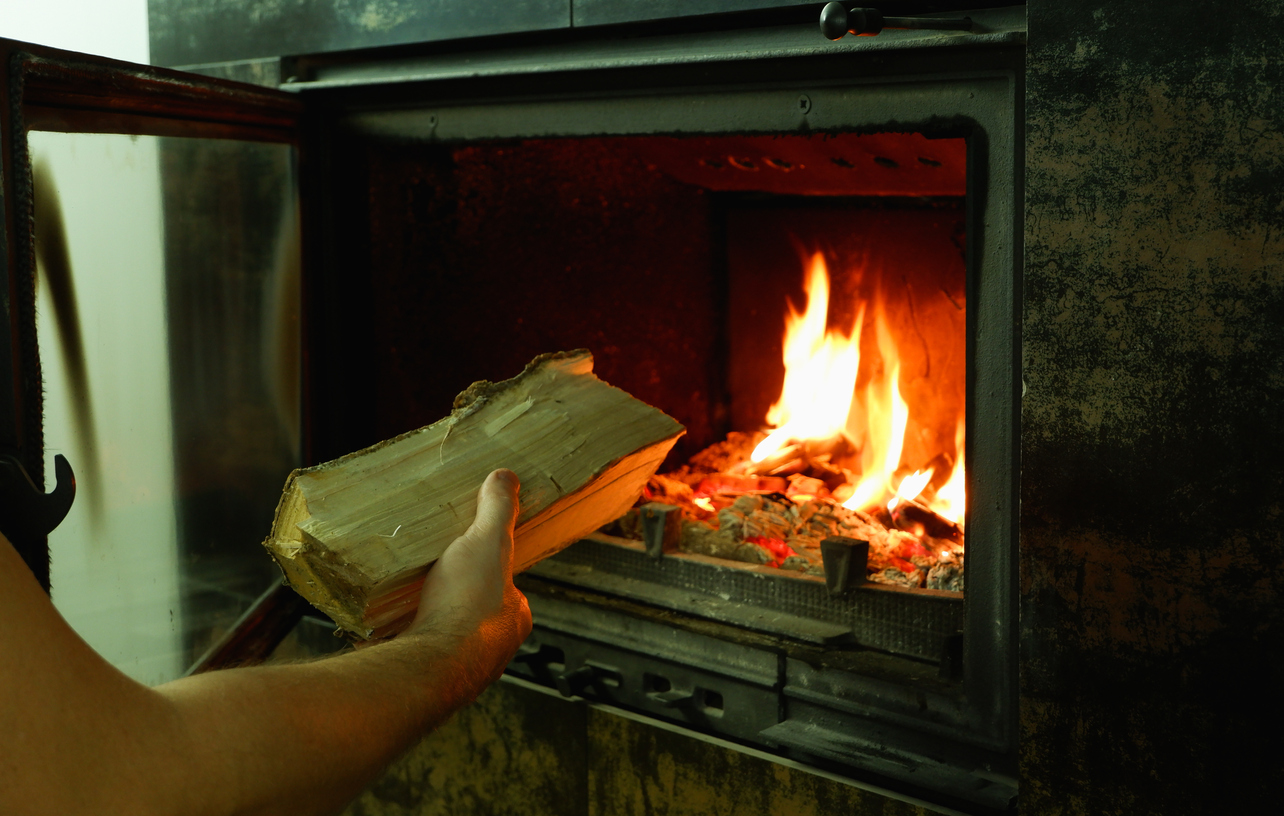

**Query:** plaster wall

left=1021, top=1, right=1284, bottom=812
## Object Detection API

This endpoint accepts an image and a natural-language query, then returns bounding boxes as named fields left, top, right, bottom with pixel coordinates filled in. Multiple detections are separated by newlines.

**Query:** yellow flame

left=931, top=418, right=966, bottom=526
left=751, top=252, right=961, bottom=522
left=752, top=253, right=862, bottom=462
left=888, top=468, right=934, bottom=512
left=842, top=307, right=910, bottom=511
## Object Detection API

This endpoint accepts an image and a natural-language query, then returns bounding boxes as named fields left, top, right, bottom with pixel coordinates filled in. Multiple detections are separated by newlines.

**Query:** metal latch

left=0, top=453, right=76, bottom=546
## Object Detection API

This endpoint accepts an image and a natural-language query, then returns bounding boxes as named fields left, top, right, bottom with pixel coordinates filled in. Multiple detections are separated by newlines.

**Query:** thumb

left=463, top=469, right=520, bottom=565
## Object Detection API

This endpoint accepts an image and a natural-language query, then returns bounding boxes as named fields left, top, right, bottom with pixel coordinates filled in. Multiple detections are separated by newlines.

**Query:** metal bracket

left=0, top=453, right=76, bottom=545
left=555, top=664, right=600, bottom=697
left=640, top=502, right=682, bottom=559
left=819, top=535, right=869, bottom=596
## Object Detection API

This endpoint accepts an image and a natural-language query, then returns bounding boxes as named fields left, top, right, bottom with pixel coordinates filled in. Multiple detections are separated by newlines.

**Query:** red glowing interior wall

left=362, top=138, right=723, bottom=465
left=355, top=135, right=965, bottom=468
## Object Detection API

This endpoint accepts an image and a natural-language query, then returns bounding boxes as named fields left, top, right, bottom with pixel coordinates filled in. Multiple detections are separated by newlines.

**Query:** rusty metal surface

left=339, top=678, right=591, bottom=816
left=17, top=48, right=301, bottom=136
left=337, top=675, right=956, bottom=816
left=1021, top=1, right=1284, bottom=813
left=149, top=0, right=570, bottom=67
left=583, top=698, right=966, bottom=816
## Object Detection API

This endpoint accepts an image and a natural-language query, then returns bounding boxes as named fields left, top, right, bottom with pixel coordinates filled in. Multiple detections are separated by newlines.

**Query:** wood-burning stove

left=2, top=5, right=1024, bottom=812
left=291, top=15, right=1022, bottom=810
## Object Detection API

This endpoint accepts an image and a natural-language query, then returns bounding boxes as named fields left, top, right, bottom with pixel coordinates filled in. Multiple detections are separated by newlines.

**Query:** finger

left=463, top=469, right=520, bottom=570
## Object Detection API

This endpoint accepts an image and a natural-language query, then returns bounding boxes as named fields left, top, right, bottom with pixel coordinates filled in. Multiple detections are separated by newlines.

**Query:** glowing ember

left=623, top=243, right=966, bottom=592
left=745, top=535, right=793, bottom=568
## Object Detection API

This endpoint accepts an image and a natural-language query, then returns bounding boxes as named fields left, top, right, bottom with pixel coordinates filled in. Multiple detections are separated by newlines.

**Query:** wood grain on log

left=263, top=350, right=685, bottom=638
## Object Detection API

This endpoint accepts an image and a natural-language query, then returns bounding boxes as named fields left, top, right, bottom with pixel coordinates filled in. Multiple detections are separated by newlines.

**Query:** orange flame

left=751, top=254, right=862, bottom=462
left=754, top=251, right=964, bottom=527
left=888, top=468, right=934, bottom=512
left=931, top=419, right=966, bottom=527
left=842, top=305, right=910, bottom=512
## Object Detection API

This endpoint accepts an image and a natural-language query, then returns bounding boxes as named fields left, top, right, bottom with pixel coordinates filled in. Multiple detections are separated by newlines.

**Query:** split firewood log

left=263, top=350, right=684, bottom=638
left=890, top=498, right=964, bottom=544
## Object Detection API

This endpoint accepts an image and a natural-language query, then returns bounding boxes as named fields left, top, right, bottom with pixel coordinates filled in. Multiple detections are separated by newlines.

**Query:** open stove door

left=0, top=38, right=310, bottom=675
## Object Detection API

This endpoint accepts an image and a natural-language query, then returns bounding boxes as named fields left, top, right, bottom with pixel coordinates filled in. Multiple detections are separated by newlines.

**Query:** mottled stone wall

left=1022, top=1, right=1284, bottom=812
left=341, top=681, right=934, bottom=816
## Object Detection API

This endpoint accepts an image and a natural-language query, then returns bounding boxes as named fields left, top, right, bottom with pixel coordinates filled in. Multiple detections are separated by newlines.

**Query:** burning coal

left=610, top=251, right=965, bottom=592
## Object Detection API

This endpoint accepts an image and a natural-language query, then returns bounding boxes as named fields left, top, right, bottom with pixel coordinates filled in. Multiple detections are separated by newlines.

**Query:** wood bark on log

left=263, top=350, right=684, bottom=638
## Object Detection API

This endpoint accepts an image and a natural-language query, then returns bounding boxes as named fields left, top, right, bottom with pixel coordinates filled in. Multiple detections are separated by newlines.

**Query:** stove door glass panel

left=31, top=130, right=300, bottom=684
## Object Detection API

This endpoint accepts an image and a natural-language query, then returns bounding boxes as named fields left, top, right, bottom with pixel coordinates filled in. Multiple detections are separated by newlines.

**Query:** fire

left=842, top=307, right=909, bottom=512
left=888, top=468, right=934, bottom=512
left=751, top=254, right=862, bottom=462
left=932, top=419, right=966, bottom=526
left=753, top=251, right=965, bottom=527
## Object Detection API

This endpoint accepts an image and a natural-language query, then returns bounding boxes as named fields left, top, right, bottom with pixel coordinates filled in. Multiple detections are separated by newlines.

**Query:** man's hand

left=403, top=469, right=532, bottom=700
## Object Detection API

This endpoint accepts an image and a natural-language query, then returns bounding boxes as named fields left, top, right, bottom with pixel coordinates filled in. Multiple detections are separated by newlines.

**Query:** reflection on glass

left=32, top=131, right=300, bottom=685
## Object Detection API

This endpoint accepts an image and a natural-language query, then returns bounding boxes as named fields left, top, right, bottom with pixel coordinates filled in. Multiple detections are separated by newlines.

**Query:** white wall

left=3, top=0, right=150, bottom=64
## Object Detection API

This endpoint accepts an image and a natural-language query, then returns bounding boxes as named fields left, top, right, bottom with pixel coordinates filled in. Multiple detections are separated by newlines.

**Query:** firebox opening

left=624, top=197, right=968, bottom=593
left=365, top=126, right=968, bottom=615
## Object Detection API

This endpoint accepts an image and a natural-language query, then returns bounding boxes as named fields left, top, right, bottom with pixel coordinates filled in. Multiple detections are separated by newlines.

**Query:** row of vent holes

left=647, top=673, right=725, bottom=716
left=700, top=156, right=799, bottom=172
left=528, top=645, right=721, bottom=711
left=539, top=646, right=622, bottom=688
left=700, top=155, right=944, bottom=172
left=836, top=155, right=943, bottom=169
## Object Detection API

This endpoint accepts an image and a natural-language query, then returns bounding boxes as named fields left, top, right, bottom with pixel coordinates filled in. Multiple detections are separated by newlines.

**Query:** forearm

left=2, top=531, right=478, bottom=816
left=155, top=631, right=477, bottom=816
left=0, top=470, right=527, bottom=816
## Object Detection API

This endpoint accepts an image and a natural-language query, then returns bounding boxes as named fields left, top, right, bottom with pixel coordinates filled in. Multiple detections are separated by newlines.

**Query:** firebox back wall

left=360, top=138, right=967, bottom=471
left=364, top=138, right=722, bottom=464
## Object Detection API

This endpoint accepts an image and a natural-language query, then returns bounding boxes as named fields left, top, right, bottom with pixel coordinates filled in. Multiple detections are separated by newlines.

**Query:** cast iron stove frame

left=290, top=25, right=1022, bottom=811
